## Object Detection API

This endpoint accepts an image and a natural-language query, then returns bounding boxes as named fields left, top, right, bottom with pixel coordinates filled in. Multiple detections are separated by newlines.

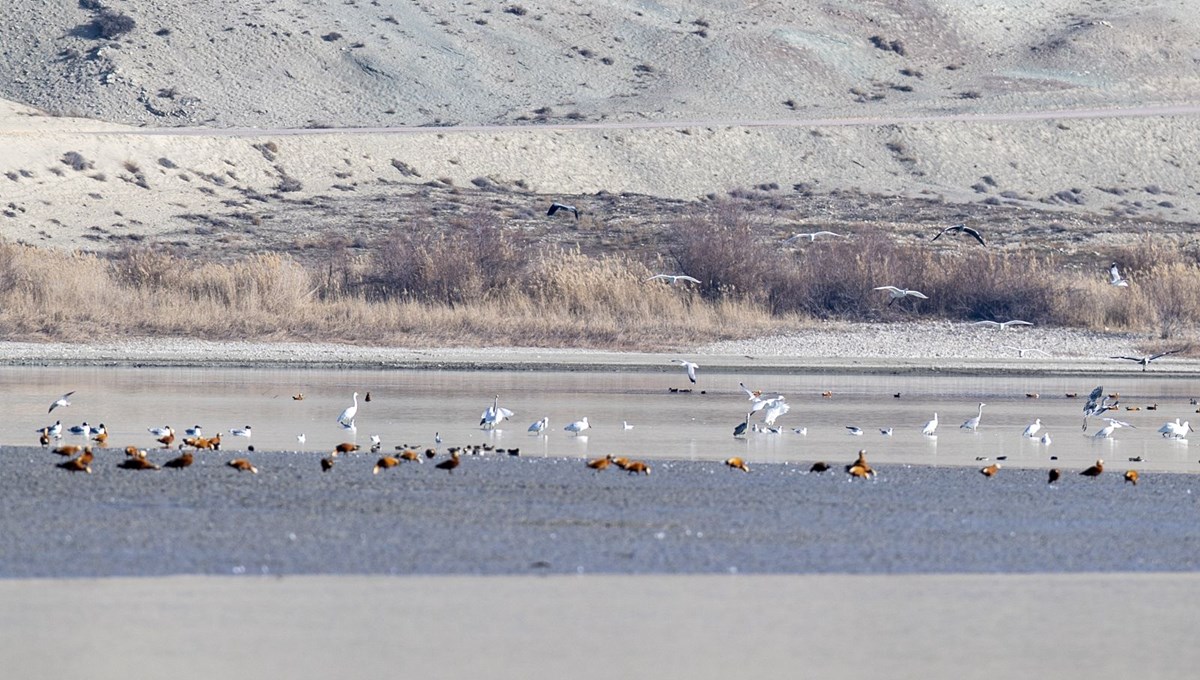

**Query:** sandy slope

left=2, top=3, right=1200, bottom=254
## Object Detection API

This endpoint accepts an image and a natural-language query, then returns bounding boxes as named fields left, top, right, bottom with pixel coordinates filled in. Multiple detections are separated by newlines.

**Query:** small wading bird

left=48, top=391, right=75, bottom=413
left=547, top=202, right=580, bottom=219
left=931, top=223, right=986, bottom=247
left=646, top=274, right=701, bottom=285
left=783, top=230, right=844, bottom=244
left=973, top=319, right=1033, bottom=330
left=230, top=426, right=252, bottom=437
left=1110, top=347, right=1187, bottom=371
left=873, top=286, right=928, bottom=305
left=673, top=359, right=699, bottom=384
left=1109, top=262, right=1129, bottom=287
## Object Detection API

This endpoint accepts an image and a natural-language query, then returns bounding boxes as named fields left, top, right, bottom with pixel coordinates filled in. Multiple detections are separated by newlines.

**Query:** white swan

left=480, top=395, right=515, bottom=430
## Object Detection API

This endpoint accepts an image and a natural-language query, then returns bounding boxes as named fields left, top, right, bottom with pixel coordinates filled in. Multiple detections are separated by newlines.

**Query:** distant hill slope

left=1, top=1, right=1198, bottom=129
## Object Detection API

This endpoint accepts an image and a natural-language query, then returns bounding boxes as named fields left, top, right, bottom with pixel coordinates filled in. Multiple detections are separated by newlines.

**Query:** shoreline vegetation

left=0, top=208, right=1197, bottom=354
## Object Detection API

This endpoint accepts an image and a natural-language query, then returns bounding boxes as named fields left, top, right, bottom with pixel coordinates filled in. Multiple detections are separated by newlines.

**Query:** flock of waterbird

left=28, top=334, right=1191, bottom=484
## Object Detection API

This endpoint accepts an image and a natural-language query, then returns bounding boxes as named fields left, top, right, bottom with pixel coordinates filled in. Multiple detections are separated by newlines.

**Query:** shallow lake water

left=4, top=366, right=1200, bottom=472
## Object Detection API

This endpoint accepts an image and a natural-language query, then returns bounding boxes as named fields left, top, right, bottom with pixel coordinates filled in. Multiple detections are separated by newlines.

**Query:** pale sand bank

left=3, top=573, right=1197, bottom=680
left=0, top=321, right=1189, bottom=375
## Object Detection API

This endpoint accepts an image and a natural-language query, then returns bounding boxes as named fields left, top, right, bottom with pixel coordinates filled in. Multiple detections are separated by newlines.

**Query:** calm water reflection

left=3, top=367, right=1198, bottom=472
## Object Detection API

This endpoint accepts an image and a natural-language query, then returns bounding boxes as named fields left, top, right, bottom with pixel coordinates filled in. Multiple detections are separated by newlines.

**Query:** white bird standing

left=1109, top=262, right=1129, bottom=287
left=1158, top=419, right=1191, bottom=439
left=296, top=433, right=306, bottom=447
left=922, top=413, right=939, bottom=436
left=147, top=425, right=174, bottom=438
left=874, top=286, right=929, bottom=305
left=1040, top=432, right=1052, bottom=445
left=480, top=395, right=515, bottom=430
left=41, top=420, right=63, bottom=438
left=622, top=421, right=634, bottom=430
left=185, top=425, right=203, bottom=437
left=973, top=320, right=1033, bottom=330
left=564, top=417, right=591, bottom=436
left=528, top=417, right=549, bottom=435
left=230, top=426, right=252, bottom=437
left=1093, top=418, right=1134, bottom=439
left=48, top=391, right=75, bottom=413
left=337, top=392, right=359, bottom=428
left=673, top=359, right=699, bottom=384
left=961, top=403, right=986, bottom=432
left=1022, top=419, right=1043, bottom=438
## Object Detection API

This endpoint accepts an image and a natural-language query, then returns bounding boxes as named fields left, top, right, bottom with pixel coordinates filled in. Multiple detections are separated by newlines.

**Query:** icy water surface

left=3, top=366, right=1199, bottom=470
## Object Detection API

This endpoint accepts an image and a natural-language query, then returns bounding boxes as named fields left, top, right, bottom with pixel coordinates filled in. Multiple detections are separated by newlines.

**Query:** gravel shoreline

left=0, top=322, right=1188, bottom=375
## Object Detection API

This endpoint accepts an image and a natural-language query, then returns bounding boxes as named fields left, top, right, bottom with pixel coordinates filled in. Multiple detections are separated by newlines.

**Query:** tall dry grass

left=0, top=208, right=1197, bottom=349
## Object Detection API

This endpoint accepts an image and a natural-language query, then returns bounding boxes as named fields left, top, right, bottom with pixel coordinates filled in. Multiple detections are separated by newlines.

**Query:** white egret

left=922, top=413, right=939, bottom=436
left=961, top=403, right=986, bottom=432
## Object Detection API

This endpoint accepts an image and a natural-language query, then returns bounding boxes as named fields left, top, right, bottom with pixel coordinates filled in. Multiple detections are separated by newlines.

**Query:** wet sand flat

left=4, top=573, right=1199, bottom=680
left=3, top=452, right=1198, bottom=576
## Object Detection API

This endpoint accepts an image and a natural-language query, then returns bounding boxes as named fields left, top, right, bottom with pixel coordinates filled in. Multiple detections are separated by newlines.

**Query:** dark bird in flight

left=931, top=223, right=986, bottom=247
left=1110, top=347, right=1188, bottom=371
left=547, top=202, right=580, bottom=219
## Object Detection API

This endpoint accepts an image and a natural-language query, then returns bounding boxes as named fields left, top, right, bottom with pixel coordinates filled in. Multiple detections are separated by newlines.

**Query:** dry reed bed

left=0, top=212, right=1195, bottom=349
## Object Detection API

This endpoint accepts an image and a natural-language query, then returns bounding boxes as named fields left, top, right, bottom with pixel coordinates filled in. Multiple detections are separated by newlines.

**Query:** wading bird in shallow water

left=1109, top=262, right=1129, bottom=287
left=673, top=359, right=699, bottom=384
left=960, top=403, right=986, bottom=432
left=931, top=223, right=986, bottom=246
left=922, top=413, right=938, bottom=436
left=547, top=202, right=580, bottom=219
left=1158, top=419, right=1191, bottom=439
left=564, top=417, right=591, bottom=436
left=480, top=395, right=514, bottom=430
left=1022, top=419, right=1043, bottom=438
left=1093, top=418, right=1134, bottom=439
left=973, top=320, right=1033, bottom=330
left=528, top=417, right=549, bottom=435
left=647, top=274, right=701, bottom=285
left=337, top=392, right=359, bottom=428
left=873, top=286, right=928, bottom=305
left=1110, top=347, right=1187, bottom=371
